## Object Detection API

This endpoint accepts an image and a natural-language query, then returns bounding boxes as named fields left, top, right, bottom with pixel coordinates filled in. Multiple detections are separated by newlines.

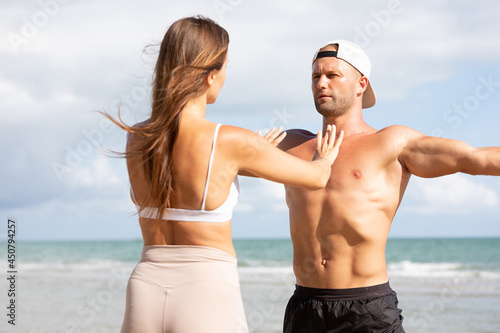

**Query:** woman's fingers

left=317, top=130, right=323, bottom=153
left=316, top=125, right=343, bottom=165
left=261, top=126, right=286, bottom=146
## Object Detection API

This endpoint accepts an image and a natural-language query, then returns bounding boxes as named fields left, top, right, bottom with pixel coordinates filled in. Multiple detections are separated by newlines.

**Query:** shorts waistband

left=294, top=281, right=394, bottom=301
left=141, top=245, right=237, bottom=265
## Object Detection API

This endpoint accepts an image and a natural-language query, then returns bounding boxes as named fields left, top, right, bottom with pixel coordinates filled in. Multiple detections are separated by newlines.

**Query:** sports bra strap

left=201, top=124, right=222, bottom=210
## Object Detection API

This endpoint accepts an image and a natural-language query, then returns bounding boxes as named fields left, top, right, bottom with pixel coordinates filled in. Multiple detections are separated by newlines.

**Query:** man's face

left=311, top=55, right=361, bottom=117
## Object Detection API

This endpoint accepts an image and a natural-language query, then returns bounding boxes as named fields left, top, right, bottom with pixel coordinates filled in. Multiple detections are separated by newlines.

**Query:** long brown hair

left=103, top=16, right=229, bottom=217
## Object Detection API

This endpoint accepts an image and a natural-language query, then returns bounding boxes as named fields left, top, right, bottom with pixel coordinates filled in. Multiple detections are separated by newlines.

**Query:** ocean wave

left=238, top=265, right=293, bottom=275
left=18, top=259, right=136, bottom=274
left=237, top=258, right=290, bottom=267
left=238, top=265, right=295, bottom=283
left=16, top=259, right=500, bottom=282
left=388, top=260, right=500, bottom=279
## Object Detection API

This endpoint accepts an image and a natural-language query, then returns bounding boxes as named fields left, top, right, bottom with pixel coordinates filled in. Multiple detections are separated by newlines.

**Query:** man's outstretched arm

left=399, top=127, right=500, bottom=178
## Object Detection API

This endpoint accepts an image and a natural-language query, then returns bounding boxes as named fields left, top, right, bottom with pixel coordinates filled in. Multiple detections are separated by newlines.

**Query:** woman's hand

left=257, top=127, right=287, bottom=147
left=233, top=125, right=343, bottom=190
left=314, top=125, right=344, bottom=166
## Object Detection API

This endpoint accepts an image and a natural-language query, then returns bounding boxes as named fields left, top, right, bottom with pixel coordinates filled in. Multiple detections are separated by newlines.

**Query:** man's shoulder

left=373, top=125, right=425, bottom=164
left=284, top=128, right=317, bottom=138
left=377, top=124, right=412, bottom=133
left=277, top=128, right=316, bottom=151
left=376, top=125, right=422, bottom=141
left=377, top=125, right=423, bottom=140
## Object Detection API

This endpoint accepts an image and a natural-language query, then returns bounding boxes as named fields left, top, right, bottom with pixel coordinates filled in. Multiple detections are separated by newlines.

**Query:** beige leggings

left=120, top=245, right=249, bottom=333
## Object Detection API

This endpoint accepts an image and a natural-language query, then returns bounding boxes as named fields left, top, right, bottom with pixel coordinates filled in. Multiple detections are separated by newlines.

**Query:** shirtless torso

left=280, top=120, right=500, bottom=290
left=281, top=125, right=412, bottom=289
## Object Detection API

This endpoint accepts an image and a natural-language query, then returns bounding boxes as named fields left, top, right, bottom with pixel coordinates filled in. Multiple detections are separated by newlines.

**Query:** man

left=278, top=40, right=500, bottom=333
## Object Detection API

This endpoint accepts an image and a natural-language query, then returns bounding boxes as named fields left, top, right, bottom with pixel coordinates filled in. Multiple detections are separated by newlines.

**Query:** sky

left=1, top=0, right=500, bottom=241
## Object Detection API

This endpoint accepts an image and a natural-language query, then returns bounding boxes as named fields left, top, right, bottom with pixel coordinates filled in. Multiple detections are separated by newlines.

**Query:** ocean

left=1, top=238, right=499, bottom=333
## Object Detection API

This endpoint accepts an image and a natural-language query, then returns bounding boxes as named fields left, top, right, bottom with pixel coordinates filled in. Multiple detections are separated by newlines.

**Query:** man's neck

left=322, top=109, right=372, bottom=137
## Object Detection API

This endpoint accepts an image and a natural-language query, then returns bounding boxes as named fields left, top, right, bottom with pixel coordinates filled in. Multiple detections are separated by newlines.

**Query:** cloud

left=357, top=1, right=500, bottom=102
left=236, top=178, right=287, bottom=213
left=402, top=174, right=499, bottom=215
left=213, top=0, right=500, bottom=111
left=1, top=0, right=499, bottom=240
left=67, top=156, right=123, bottom=189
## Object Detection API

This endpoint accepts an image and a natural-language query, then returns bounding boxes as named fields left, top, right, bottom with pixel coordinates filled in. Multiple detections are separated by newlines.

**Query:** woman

left=108, top=16, right=343, bottom=333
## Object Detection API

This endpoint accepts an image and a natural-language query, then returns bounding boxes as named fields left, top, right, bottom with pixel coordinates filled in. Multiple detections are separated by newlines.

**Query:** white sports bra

left=132, top=124, right=239, bottom=222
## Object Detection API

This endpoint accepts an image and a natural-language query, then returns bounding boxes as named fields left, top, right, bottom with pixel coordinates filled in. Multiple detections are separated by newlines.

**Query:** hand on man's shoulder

left=277, top=128, right=317, bottom=151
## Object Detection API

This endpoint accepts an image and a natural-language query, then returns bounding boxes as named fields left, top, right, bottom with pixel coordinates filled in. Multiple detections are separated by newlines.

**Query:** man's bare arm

left=400, top=129, right=500, bottom=178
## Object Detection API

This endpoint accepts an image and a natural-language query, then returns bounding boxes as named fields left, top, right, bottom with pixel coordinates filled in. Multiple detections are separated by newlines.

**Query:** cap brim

left=362, top=80, right=376, bottom=109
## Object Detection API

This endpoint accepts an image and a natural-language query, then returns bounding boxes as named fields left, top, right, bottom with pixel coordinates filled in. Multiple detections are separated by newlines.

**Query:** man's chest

left=288, top=135, right=404, bottom=196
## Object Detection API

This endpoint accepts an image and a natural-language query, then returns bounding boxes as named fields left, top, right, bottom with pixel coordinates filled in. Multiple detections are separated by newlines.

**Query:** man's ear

left=358, top=76, right=368, bottom=94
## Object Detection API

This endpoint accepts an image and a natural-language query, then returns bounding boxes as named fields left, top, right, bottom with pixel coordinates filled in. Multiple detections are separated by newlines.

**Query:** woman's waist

left=140, top=244, right=237, bottom=264
left=139, top=220, right=236, bottom=257
left=131, top=244, right=241, bottom=287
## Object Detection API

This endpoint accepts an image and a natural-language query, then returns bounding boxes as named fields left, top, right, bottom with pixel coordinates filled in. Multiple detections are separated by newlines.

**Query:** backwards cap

left=313, top=40, right=376, bottom=109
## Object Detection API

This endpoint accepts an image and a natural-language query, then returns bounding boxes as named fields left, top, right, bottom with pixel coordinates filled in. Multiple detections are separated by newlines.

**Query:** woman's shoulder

left=126, top=119, right=151, bottom=150
left=132, top=119, right=150, bottom=129
left=217, top=124, right=257, bottom=140
left=215, top=124, right=268, bottom=156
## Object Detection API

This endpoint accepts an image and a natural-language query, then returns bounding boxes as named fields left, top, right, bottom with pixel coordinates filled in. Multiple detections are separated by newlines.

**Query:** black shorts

left=283, top=282, right=405, bottom=333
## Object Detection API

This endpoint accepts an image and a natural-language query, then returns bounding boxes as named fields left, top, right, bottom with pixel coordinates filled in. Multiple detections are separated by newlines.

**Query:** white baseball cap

left=313, top=40, right=376, bottom=109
